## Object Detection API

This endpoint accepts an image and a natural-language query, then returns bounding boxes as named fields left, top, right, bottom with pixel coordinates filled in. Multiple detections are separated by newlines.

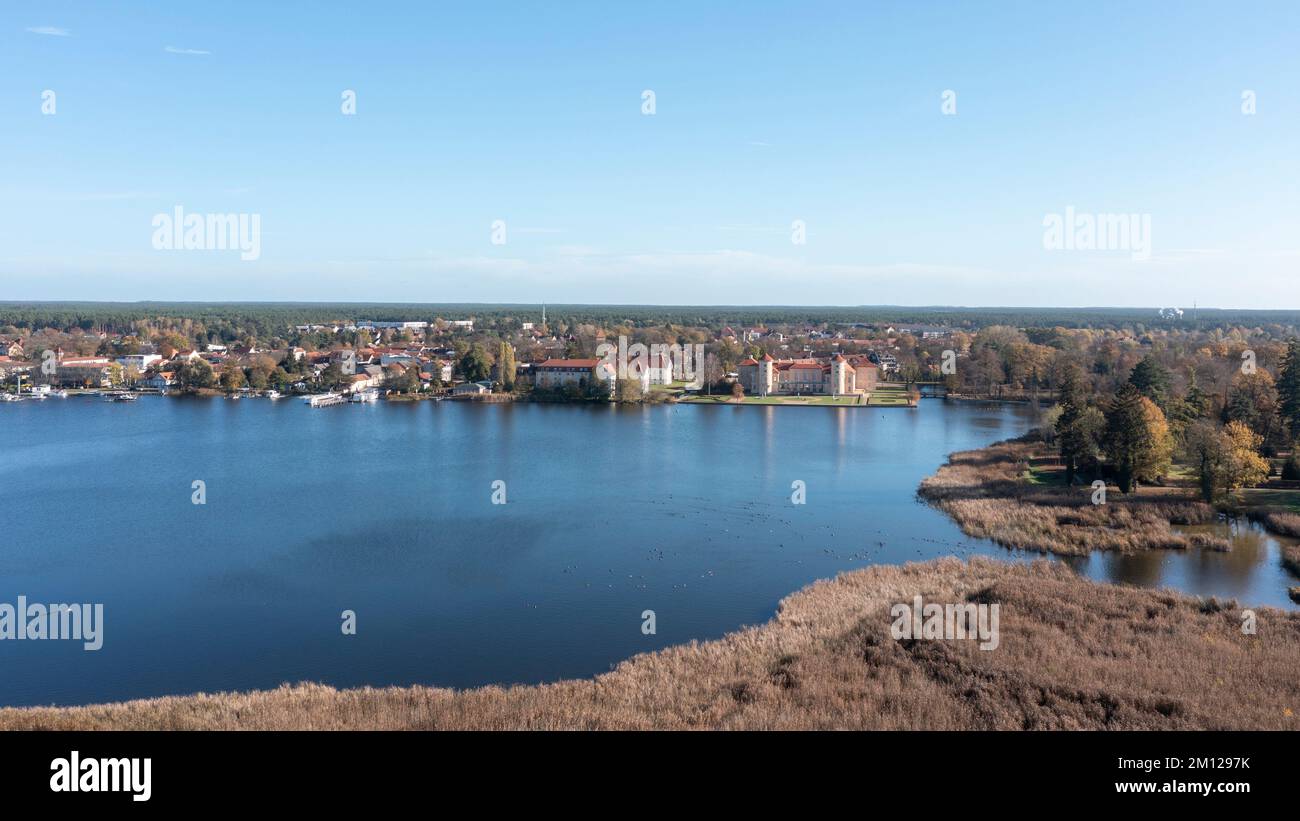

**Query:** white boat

left=0, top=393, right=21, bottom=402
left=350, top=389, right=379, bottom=403
left=306, top=393, right=346, bottom=407
left=264, top=390, right=282, bottom=400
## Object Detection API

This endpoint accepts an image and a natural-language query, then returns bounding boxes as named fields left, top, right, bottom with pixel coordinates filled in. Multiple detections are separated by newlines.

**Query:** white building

left=358, top=321, right=429, bottom=331
left=452, top=380, right=492, bottom=396
left=116, top=354, right=163, bottom=372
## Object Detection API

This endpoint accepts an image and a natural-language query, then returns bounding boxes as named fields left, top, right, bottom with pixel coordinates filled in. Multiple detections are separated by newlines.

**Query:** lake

left=1, top=396, right=1296, bottom=707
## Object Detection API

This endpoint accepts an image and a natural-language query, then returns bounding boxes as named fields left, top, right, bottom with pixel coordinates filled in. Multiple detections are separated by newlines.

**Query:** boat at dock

left=350, top=389, right=379, bottom=403
left=305, top=392, right=347, bottom=407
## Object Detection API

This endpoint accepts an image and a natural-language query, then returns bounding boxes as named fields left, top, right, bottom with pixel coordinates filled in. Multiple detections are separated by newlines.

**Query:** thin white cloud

left=0, top=188, right=161, bottom=202
left=717, top=223, right=783, bottom=234
left=26, top=26, right=70, bottom=36
left=165, top=46, right=211, bottom=55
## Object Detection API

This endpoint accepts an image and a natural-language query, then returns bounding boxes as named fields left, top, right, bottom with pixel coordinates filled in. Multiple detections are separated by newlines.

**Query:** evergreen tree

left=1055, top=372, right=1086, bottom=483
left=1277, top=338, right=1300, bottom=436
left=1054, top=370, right=1104, bottom=484
left=1104, top=383, right=1155, bottom=493
left=1128, top=355, right=1171, bottom=408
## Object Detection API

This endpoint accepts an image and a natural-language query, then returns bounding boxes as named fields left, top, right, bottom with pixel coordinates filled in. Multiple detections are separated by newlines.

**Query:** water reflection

left=1073, top=518, right=1300, bottom=608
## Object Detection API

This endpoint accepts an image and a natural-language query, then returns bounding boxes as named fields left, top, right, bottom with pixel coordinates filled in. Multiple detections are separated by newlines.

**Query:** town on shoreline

left=0, top=309, right=953, bottom=407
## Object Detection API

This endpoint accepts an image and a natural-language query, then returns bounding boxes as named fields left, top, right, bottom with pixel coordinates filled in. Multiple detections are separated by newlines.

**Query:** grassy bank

left=679, top=394, right=863, bottom=406
left=2, top=557, right=1297, bottom=730
left=918, top=435, right=1224, bottom=555
left=866, top=386, right=917, bottom=406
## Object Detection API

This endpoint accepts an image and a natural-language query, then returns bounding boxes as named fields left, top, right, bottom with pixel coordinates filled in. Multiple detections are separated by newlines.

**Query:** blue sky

left=1, top=1, right=1297, bottom=306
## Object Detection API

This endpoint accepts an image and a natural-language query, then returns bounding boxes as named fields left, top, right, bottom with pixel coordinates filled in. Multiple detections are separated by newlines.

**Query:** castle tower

left=831, top=354, right=847, bottom=396
left=759, top=353, right=775, bottom=396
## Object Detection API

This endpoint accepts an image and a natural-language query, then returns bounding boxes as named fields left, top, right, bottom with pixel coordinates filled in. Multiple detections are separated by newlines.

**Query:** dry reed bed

left=918, top=438, right=1224, bottom=556
left=2, top=557, right=1297, bottom=730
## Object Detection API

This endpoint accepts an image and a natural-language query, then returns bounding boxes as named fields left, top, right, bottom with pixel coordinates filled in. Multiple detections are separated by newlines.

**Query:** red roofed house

left=533, top=358, right=614, bottom=392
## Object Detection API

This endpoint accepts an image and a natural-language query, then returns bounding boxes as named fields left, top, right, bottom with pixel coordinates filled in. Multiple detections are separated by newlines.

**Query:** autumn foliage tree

left=1103, top=383, right=1173, bottom=492
left=1224, top=369, right=1281, bottom=451
left=1185, top=420, right=1270, bottom=502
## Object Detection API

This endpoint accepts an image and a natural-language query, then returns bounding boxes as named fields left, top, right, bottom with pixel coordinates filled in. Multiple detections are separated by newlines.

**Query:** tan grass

left=918, top=436, right=1224, bottom=556
left=2, top=557, right=1296, bottom=730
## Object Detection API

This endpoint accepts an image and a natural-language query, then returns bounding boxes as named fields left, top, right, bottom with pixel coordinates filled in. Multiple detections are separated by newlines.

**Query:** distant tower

left=541, top=305, right=546, bottom=327
left=759, top=353, right=775, bottom=397
left=831, top=354, right=848, bottom=396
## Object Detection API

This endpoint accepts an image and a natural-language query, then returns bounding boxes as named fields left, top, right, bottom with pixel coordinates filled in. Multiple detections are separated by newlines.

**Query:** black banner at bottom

left=0, top=730, right=1285, bottom=808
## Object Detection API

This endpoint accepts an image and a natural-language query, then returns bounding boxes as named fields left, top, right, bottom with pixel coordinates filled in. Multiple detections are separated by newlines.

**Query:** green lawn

left=1240, top=487, right=1300, bottom=512
left=866, top=388, right=915, bottom=407
left=679, top=394, right=862, bottom=406
left=648, top=382, right=686, bottom=394
left=1024, top=463, right=1066, bottom=486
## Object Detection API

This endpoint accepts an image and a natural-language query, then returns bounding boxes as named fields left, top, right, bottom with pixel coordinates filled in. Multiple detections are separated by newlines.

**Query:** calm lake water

left=1, top=396, right=1296, bottom=707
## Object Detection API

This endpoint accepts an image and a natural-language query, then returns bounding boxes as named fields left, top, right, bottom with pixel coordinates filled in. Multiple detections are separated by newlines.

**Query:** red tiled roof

left=739, top=358, right=757, bottom=366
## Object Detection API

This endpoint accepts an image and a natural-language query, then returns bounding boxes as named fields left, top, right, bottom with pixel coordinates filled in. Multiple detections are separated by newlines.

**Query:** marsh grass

left=918, top=435, right=1225, bottom=556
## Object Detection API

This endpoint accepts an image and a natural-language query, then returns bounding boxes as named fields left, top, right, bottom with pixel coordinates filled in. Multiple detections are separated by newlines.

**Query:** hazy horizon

left=0, top=298, right=1284, bottom=309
